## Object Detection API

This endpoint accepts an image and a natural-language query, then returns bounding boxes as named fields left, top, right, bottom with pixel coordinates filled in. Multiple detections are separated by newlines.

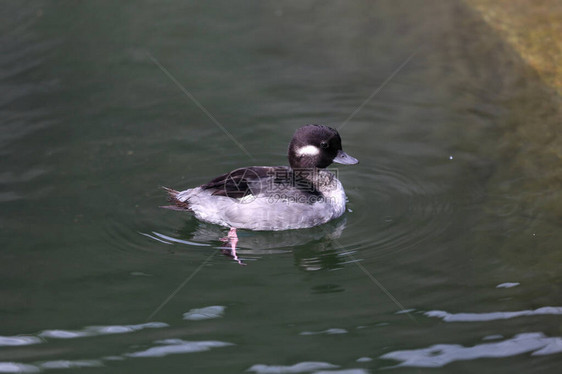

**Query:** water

left=1, top=1, right=561, bottom=372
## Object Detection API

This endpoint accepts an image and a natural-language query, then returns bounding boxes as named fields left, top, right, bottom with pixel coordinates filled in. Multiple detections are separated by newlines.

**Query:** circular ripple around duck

left=101, top=152, right=468, bottom=264
left=338, top=156, right=459, bottom=261
left=99, top=178, right=219, bottom=257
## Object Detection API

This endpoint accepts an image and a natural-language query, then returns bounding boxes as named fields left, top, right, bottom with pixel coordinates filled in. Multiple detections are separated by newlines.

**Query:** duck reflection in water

left=176, top=217, right=348, bottom=268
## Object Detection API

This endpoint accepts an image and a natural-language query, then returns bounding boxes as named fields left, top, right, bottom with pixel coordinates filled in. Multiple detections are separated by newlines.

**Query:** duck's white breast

left=178, top=178, right=348, bottom=231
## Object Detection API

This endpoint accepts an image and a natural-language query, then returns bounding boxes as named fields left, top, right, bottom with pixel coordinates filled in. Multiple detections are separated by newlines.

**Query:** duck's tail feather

left=161, top=187, right=191, bottom=210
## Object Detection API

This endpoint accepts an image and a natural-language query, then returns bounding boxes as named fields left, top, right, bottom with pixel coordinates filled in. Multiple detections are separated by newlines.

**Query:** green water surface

left=1, top=1, right=561, bottom=373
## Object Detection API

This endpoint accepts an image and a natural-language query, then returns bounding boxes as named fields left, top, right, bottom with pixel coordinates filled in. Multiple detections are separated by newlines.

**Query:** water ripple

left=0, top=338, right=233, bottom=372
left=300, top=328, right=348, bottom=336
left=116, top=152, right=474, bottom=270
left=149, top=153, right=461, bottom=270
left=38, top=360, right=102, bottom=370
left=0, top=312, right=231, bottom=371
left=0, top=336, right=42, bottom=347
left=0, top=322, right=168, bottom=347
left=125, top=339, right=233, bottom=358
left=0, top=362, right=39, bottom=373
left=248, top=362, right=339, bottom=373
left=381, top=332, right=562, bottom=368
left=425, top=306, right=562, bottom=322
left=496, top=282, right=520, bottom=289
left=337, top=156, right=459, bottom=260
left=183, top=305, right=225, bottom=321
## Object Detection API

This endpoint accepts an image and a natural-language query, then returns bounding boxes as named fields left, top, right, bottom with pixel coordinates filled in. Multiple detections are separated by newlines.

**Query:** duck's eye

left=320, top=141, right=329, bottom=149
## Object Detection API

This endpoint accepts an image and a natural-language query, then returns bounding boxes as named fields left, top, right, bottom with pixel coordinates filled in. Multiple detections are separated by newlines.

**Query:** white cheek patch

left=296, top=145, right=320, bottom=157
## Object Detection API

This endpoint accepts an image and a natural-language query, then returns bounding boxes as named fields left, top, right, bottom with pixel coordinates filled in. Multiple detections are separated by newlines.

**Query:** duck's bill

left=333, top=150, right=359, bottom=165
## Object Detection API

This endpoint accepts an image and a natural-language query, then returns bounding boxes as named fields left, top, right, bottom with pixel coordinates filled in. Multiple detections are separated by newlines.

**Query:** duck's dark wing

left=201, top=166, right=291, bottom=199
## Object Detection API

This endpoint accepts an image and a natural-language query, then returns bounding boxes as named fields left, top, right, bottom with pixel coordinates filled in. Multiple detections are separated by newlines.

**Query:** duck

left=164, top=124, right=358, bottom=235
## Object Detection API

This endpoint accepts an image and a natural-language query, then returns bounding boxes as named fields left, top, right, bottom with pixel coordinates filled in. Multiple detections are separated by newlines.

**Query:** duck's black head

left=288, top=124, right=358, bottom=169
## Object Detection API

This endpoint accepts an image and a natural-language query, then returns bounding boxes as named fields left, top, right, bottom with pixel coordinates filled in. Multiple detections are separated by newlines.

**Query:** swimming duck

left=164, top=124, right=358, bottom=233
